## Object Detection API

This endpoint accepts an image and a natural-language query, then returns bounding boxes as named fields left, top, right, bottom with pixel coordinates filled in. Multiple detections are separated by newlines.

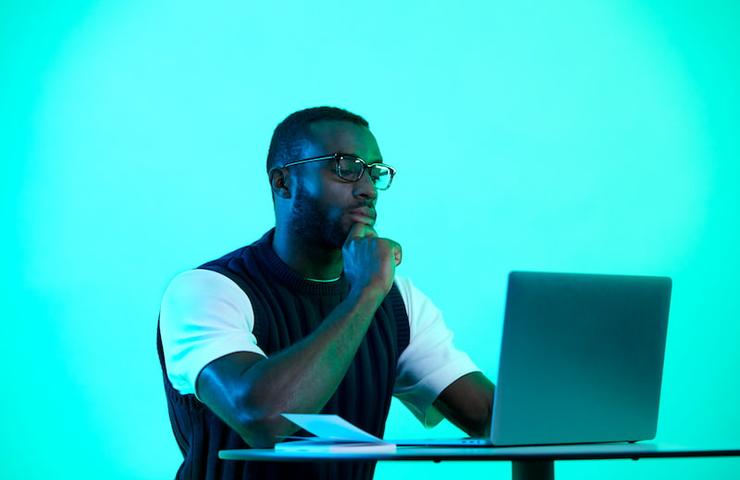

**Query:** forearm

left=233, top=287, right=383, bottom=445
left=433, top=372, right=495, bottom=438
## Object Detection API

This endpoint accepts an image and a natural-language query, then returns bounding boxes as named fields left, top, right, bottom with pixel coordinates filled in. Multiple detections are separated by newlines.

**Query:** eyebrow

left=345, top=152, right=384, bottom=164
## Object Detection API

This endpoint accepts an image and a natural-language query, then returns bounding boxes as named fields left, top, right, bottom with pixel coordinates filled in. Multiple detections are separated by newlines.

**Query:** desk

left=220, top=443, right=740, bottom=480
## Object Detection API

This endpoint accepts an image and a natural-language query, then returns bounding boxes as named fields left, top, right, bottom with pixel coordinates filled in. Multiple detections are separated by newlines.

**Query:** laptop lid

left=491, top=271, right=672, bottom=446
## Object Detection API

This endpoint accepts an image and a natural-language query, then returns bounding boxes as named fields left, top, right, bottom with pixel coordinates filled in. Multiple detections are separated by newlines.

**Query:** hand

left=342, top=223, right=402, bottom=298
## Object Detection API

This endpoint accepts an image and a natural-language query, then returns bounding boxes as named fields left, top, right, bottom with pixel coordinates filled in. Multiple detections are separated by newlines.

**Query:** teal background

left=2, top=1, right=739, bottom=478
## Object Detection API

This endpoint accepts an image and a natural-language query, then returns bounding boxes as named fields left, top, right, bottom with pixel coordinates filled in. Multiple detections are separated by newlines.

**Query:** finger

left=391, top=242, right=402, bottom=266
left=361, top=223, right=378, bottom=238
left=347, top=222, right=378, bottom=241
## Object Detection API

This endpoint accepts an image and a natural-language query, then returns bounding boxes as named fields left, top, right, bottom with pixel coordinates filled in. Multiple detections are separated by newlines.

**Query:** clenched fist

left=342, top=223, right=402, bottom=299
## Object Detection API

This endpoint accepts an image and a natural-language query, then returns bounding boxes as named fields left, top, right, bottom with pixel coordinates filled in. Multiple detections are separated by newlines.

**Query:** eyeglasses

left=279, top=153, right=397, bottom=190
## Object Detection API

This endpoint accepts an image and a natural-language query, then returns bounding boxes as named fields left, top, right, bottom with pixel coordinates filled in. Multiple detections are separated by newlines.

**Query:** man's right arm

left=197, top=288, right=382, bottom=448
left=196, top=225, right=401, bottom=448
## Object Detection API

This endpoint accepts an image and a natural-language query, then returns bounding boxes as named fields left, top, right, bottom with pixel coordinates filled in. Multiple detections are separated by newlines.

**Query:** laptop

left=395, top=271, right=672, bottom=447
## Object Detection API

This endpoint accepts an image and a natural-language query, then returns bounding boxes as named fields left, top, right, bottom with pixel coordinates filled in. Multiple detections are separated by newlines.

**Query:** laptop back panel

left=491, top=272, right=672, bottom=446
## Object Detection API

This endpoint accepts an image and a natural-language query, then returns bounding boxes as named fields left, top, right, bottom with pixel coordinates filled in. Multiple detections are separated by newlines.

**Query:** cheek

left=299, top=169, right=355, bottom=214
left=318, top=179, right=354, bottom=209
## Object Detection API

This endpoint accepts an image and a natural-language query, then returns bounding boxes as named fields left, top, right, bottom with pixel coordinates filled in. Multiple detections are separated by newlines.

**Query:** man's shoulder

left=164, top=268, right=248, bottom=301
left=392, top=275, right=445, bottom=327
left=197, top=230, right=273, bottom=271
left=197, top=242, right=257, bottom=269
left=393, top=275, right=423, bottom=305
left=393, top=275, right=413, bottom=291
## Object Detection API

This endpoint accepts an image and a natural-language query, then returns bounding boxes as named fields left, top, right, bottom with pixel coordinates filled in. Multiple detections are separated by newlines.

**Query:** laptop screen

left=491, top=271, right=672, bottom=446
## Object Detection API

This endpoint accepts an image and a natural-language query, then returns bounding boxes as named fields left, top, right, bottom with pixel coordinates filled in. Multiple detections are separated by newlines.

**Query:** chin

left=321, top=220, right=350, bottom=249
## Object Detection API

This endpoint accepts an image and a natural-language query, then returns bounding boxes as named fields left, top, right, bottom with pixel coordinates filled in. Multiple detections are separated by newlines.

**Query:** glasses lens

left=337, top=156, right=364, bottom=181
left=336, top=155, right=395, bottom=190
left=370, top=164, right=394, bottom=190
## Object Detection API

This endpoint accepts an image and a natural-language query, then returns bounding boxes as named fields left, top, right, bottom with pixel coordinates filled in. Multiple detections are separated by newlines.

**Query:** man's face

left=287, top=120, right=383, bottom=248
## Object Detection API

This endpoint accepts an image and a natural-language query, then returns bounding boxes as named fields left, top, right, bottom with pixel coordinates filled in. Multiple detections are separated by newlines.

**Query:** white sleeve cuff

left=396, top=356, right=480, bottom=427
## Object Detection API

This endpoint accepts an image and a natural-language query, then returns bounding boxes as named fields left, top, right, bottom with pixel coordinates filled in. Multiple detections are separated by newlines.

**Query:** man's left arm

left=433, top=371, right=495, bottom=438
left=393, top=276, right=495, bottom=435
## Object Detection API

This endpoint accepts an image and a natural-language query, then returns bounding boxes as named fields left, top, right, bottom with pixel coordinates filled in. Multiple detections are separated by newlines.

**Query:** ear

left=269, top=168, right=291, bottom=199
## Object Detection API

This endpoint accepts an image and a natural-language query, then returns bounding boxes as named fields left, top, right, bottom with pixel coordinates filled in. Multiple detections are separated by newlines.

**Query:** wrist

left=348, top=283, right=387, bottom=309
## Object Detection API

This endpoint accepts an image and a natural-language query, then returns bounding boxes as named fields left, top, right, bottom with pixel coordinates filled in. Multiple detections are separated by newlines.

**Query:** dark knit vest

left=156, top=229, right=410, bottom=480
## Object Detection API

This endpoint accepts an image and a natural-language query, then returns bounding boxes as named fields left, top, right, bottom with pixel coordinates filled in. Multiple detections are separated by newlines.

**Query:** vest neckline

left=252, top=229, right=348, bottom=296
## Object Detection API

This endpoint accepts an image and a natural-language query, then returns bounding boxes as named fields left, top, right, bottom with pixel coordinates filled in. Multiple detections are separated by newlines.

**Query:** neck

left=272, top=224, right=343, bottom=280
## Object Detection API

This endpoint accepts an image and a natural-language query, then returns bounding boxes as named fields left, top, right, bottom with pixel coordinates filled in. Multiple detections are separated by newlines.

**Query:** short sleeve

left=159, top=269, right=267, bottom=399
left=393, top=276, right=480, bottom=427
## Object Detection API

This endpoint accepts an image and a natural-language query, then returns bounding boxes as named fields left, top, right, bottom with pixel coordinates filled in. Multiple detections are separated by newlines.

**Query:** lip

left=348, top=207, right=376, bottom=220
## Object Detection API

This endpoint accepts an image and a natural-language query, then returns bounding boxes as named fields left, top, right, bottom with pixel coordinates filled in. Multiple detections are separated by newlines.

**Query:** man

left=157, top=106, right=495, bottom=479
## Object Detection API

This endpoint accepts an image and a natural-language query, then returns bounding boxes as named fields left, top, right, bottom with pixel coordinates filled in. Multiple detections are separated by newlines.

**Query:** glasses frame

left=279, top=152, right=397, bottom=190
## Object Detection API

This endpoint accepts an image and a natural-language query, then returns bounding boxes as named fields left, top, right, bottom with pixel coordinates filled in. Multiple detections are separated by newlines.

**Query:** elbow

left=232, top=394, right=297, bottom=448
left=234, top=410, right=286, bottom=448
left=197, top=358, right=294, bottom=448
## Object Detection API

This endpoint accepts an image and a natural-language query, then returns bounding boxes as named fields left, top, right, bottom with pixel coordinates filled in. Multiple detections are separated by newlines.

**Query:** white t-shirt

left=159, top=270, right=479, bottom=427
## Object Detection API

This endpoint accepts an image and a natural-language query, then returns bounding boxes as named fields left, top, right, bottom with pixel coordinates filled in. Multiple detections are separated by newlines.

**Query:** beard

left=290, top=182, right=348, bottom=249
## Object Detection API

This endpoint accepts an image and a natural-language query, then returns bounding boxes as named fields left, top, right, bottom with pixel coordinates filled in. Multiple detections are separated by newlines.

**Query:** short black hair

left=266, top=106, right=369, bottom=173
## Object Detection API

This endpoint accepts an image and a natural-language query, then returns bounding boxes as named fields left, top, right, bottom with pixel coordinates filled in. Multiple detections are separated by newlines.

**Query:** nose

left=353, top=168, right=377, bottom=201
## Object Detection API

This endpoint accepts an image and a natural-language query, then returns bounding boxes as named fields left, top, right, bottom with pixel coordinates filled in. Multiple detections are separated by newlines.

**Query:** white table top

left=220, top=442, right=740, bottom=462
